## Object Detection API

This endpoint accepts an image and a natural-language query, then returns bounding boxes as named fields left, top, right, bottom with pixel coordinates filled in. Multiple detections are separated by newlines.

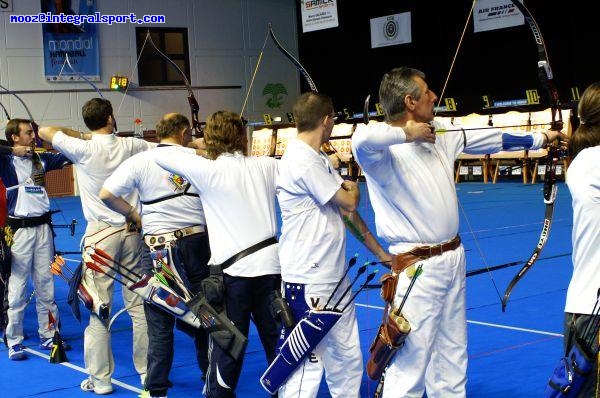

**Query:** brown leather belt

left=391, top=235, right=461, bottom=274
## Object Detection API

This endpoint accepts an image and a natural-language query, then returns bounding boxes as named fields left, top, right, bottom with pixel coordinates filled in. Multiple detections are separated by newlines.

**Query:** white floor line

left=355, top=303, right=563, bottom=337
left=465, top=218, right=568, bottom=235
left=23, top=348, right=142, bottom=394
left=466, top=320, right=563, bottom=337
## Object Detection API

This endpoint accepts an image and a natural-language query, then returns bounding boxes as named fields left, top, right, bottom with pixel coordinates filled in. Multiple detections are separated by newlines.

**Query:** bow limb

left=268, top=23, right=318, bottom=93
left=143, top=31, right=202, bottom=137
left=240, top=23, right=318, bottom=120
left=508, top=0, right=563, bottom=130
left=500, top=0, right=563, bottom=311
left=64, top=53, right=105, bottom=98
left=363, top=95, right=371, bottom=125
left=0, top=100, right=10, bottom=121
left=0, top=83, right=42, bottom=147
left=59, top=54, right=120, bottom=132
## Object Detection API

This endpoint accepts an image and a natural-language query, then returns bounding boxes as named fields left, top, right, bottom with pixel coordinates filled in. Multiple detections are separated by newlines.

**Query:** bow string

left=434, top=0, right=505, bottom=305
left=500, top=0, right=563, bottom=311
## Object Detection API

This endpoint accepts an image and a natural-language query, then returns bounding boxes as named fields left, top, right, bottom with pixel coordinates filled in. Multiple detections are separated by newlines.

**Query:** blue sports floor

left=0, top=181, right=573, bottom=397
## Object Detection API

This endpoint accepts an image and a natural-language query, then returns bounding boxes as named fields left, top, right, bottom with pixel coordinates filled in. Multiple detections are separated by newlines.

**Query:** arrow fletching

left=364, top=269, right=379, bottom=284
left=154, top=272, right=169, bottom=286
left=50, top=262, right=63, bottom=276
left=90, top=253, right=110, bottom=268
left=348, top=253, right=359, bottom=268
left=54, top=255, right=65, bottom=267
left=92, top=247, right=113, bottom=262
left=85, top=261, right=104, bottom=274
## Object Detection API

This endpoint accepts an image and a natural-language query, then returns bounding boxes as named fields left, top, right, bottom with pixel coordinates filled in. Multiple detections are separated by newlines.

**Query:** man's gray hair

left=378, top=67, right=425, bottom=122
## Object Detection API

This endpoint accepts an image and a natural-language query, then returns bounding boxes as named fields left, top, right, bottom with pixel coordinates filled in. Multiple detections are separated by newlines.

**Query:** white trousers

left=280, top=278, right=363, bottom=398
left=82, top=221, right=148, bottom=384
left=382, top=246, right=467, bottom=398
left=5, top=224, right=59, bottom=346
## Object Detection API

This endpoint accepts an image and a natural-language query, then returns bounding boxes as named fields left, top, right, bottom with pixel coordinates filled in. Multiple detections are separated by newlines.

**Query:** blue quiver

left=545, top=339, right=595, bottom=397
left=260, top=309, right=342, bottom=394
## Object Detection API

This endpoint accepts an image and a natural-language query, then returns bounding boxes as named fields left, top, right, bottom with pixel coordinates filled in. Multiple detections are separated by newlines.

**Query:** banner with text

left=370, top=12, right=411, bottom=49
left=1, top=0, right=13, bottom=12
left=473, top=0, right=524, bottom=33
left=300, top=0, right=339, bottom=33
left=42, top=0, right=100, bottom=81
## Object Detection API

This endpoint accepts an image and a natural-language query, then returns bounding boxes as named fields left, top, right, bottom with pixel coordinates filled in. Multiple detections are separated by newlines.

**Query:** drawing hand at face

left=12, top=145, right=33, bottom=157
left=404, top=120, right=436, bottom=144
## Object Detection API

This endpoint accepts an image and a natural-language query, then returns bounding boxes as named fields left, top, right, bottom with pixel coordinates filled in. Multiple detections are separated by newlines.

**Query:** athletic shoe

left=138, top=392, right=166, bottom=398
left=8, top=344, right=26, bottom=360
left=80, top=378, right=113, bottom=395
left=39, top=337, right=71, bottom=351
left=80, top=378, right=95, bottom=392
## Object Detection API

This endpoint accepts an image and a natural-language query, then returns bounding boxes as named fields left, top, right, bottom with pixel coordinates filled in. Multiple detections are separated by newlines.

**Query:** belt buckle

left=430, top=244, right=442, bottom=257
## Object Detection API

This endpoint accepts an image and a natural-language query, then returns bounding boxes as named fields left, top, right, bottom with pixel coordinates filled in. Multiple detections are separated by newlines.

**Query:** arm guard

left=501, top=133, right=534, bottom=150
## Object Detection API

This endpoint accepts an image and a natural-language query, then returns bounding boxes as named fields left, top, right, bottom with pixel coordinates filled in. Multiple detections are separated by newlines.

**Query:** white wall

left=0, top=0, right=300, bottom=132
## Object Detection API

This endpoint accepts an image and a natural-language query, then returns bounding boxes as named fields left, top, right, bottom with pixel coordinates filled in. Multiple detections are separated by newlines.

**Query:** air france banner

left=473, top=0, right=524, bottom=33
left=370, top=12, right=411, bottom=49
left=300, top=0, right=339, bottom=33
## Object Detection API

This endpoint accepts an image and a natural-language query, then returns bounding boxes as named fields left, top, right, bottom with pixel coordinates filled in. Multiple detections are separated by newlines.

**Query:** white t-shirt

left=351, top=120, right=543, bottom=253
left=103, top=145, right=206, bottom=235
left=12, top=157, right=50, bottom=217
left=277, top=138, right=346, bottom=284
left=52, top=132, right=155, bottom=225
left=154, top=148, right=280, bottom=277
left=565, top=145, right=600, bottom=314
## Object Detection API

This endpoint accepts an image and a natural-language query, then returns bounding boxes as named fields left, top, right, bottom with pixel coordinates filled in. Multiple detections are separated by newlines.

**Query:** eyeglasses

left=322, top=113, right=337, bottom=125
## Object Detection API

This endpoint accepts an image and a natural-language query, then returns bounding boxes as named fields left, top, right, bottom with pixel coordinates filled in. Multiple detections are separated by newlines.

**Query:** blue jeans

left=142, top=232, right=211, bottom=396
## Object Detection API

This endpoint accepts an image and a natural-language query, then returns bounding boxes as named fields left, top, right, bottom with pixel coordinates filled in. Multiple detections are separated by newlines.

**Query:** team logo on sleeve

left=167, top=173, right=188, bottom=192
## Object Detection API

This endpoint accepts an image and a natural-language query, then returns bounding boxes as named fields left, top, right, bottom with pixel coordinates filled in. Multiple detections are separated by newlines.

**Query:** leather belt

left=391, top=235, right=461, bottom=274
left=144, top=224, right=205, bottom=247
left=6, top=212, right=52, bottom=230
